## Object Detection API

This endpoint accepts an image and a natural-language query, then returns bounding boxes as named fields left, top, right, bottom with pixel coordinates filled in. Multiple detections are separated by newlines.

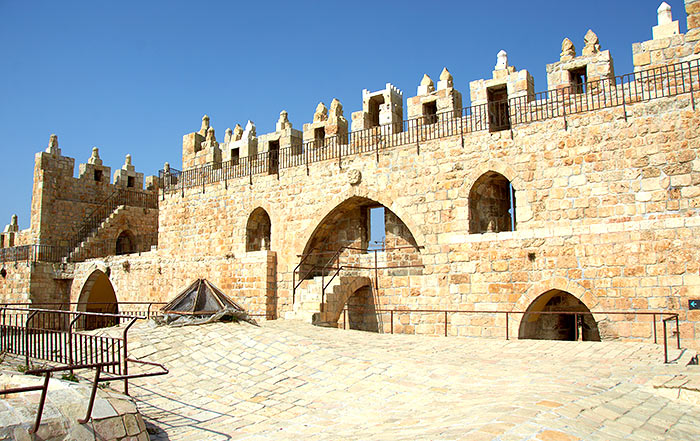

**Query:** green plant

left=61, top=372, right=79, bottom=383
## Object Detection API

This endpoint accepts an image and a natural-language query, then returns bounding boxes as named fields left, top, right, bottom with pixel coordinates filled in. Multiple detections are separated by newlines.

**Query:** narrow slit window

left=367, top=206, right=386, bottom=251
left=94, top=170, right=103, bottom=182
left=423, top=101, right=438, bottom=124
left=314, top=127, right=325, bottom=147
left=231, top=148, right=240, bottom=165
left=127, top=176, right=135, bottom=188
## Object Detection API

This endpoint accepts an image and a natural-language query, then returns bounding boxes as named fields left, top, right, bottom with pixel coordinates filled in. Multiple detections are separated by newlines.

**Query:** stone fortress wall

left=2, top=1, right=700, bottom=349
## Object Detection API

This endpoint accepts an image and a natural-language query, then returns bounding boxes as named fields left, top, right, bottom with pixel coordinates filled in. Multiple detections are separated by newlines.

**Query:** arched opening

left=115, top=230, right=136, bottom=255
left=469, top=171, right=516, bottom=233
left=518, top=289, right=600, bottom=341
left=344, top=285, right=380, bottom=332
left=299, top=196, right=420, bottom=280
left=78, top=270, right=118, bottom=330
left=246, top=208, right=271, bottom=252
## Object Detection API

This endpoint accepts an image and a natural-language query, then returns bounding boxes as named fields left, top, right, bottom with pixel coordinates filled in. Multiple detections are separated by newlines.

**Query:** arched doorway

left=518, top=289, right=600, bottom=341
left=78, top=270, right=119, bottom=330
left=116, top=230, right=136, bottom=255
left=344, top=285, right=380, bottom=332
left=246, top=208, right=271, bottom=252
left=469, top=171, right=516, bottom=233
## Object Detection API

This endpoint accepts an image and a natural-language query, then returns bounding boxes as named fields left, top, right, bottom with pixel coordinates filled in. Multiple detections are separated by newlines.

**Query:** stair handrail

left=293, top=246, right=351, bottom=304
left=65, top=188, right=157, bottom=258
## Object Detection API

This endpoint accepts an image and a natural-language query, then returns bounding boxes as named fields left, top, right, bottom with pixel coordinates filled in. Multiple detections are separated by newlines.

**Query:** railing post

left=676, top=314, right=680, bottom=349
left=663, top=319, right=668, bottom=363
left=29, top=372, right=52, bottom=434
left=343, top=308, right=347, bottom=330
left=653, top=313, right=657, bottom=344
left=122, top=318, right=138, bottom=395
left=390, top=310, right=394, bottom=334
left=78, top=365, right=102, bottom=424
left=574, top=313, right=579, bottom=341
left=25, top=311, right=38, bottom=368
left=506, top=312, right=509, bottom=340
left=444, top=311, right=448, bottom=337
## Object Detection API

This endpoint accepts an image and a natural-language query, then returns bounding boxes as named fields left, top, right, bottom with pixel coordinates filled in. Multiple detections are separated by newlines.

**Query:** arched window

left=469, top=171, right=516, bottom=234
left=246, top=208, right=271, bottom=252
left=116, top=230, right=136, bottom=255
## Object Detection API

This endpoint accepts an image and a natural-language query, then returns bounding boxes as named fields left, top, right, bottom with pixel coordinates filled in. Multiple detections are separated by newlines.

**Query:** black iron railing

left=66, top=188, right=158, bottom=256
left=160, top=59, right=700, bottom=194
left=0, top=234, right=158, bottom=264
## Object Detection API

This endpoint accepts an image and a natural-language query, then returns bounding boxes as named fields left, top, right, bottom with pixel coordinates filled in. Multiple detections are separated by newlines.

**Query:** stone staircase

left=67, top=204, right=126, bottom=261
left=286, top=274, right=372, bottom=325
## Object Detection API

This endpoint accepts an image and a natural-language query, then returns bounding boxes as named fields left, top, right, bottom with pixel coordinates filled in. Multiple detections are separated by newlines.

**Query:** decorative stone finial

left=164, top=162, right=170, bottom=173
left=329, top=99, right=344, bottom=118
left=4, top=214, right=19, bottom=233
left=582, top=30, right=600, bottom=56
left=224, top=127, right=233, bottom=143
left=495, top=50, right=509, bottom=70
left=123, top=154, right=134, bottom=171
left=276, top=110, right=292, bottom=131
left=417, top=74, right=435, bottom=95
left=437, top=68, right=454, bottom=90
left=206, top=126, right=217, bottom=144
left=46, top=134, right=60, bottom=155
left=560, top=38, right=576, bottom=60
left=313, top=102, right=328, bottom=123
left=199, top=115, right=210, bottom=136
left=232, top=124, right=243, bottom=142
left=243, top=120, right=256, bottom=139
left=658, top=2, right=672, bottom=25
left=88, top=147, right=103, bottom=165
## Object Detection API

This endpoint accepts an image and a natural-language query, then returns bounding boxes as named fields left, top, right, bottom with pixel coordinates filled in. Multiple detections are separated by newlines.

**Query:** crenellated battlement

left=31, top=134, right=158, bottom=246
left=181, top=1, right=700, bottom=176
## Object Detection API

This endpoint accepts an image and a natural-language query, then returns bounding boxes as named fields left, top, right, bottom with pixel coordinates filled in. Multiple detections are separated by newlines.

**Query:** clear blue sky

left=0, top=0, right=688, bottom=231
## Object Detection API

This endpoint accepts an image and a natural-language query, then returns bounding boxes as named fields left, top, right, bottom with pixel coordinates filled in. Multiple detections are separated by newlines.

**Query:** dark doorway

left=268, top=140, right=279, bottom=174
left=487, top=86, right=510, bottom=131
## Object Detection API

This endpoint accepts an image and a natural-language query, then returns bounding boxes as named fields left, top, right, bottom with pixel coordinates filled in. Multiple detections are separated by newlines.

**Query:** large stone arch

left=512, top=279, right=602, bottom=341
left=464, top=160, right=532, bottom=224
left=513, top=278, right=599, bottom=312
left=77, top=269, right=119, bottom=330
left=295, top=184, right=426, bottom=258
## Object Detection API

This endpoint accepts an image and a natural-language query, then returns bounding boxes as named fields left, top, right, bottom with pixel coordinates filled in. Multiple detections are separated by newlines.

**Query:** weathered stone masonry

left=2, top=1, right=700, bottom=349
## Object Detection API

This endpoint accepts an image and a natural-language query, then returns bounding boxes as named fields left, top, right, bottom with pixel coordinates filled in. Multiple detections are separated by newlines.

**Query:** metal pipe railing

left=339, top=306, right=681, bottom=363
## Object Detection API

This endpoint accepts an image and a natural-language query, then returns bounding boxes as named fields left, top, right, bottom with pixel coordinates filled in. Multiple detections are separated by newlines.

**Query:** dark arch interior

left=469, top=171, right=515, bottom=234
left=80, top=270, right=119, bottom=330
left=116, top=230, right=136, bottom=255
left=518, top=289, right=600, bottom=341
left=344, top=285, right=380, bottom=332
left=246, top=208, right=271, bottom=252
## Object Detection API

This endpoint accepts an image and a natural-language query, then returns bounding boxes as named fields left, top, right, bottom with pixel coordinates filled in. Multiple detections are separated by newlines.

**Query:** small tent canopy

left=159, top=279, right=257, bottom=326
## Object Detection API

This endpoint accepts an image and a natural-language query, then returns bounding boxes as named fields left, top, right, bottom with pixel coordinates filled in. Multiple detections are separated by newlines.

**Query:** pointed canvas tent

left=158, top=279, right=258, bottom=326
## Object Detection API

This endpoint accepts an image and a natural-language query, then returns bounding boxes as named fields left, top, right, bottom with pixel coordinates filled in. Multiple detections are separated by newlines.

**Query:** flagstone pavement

left=115, top=320, right=700, bottom=441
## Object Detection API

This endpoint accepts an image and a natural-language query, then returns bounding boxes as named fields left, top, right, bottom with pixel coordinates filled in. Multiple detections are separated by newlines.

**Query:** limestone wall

left=154, top=91, right=700, bottom=348
left=69, top=250, right=276, bottom=317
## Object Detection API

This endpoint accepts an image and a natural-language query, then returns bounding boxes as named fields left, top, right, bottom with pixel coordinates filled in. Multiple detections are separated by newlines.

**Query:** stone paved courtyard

left=113, top=320, right=700, bottom=441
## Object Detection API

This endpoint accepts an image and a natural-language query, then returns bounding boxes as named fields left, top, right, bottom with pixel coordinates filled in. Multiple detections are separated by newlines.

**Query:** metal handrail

left=1, top=359, right=168, bottom=434
left=339, top=306, right=681, bottom=362
left=159, top=59, right=700, bottom=193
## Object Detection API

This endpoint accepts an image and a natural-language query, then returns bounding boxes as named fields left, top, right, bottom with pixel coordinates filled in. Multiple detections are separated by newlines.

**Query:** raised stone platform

left=0, top=371, right=148, bottom=441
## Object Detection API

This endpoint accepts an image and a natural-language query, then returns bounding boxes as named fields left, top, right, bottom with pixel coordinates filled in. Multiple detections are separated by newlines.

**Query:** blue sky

left=0, top=0, right=688, bottom=231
